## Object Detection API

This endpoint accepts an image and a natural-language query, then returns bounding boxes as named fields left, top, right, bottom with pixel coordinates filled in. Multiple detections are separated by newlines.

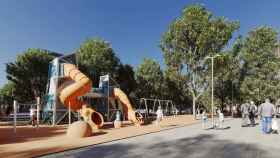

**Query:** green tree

left=162, top=70, right=192, bottom=110
left=199, top=36, right=243, bottom=111
left=0, top=82, right=15, bottom=115
left=77, top=38, right=121, bottom=87
left=240, top=26, right=280, bottom=103
left=135, top=58, right=164, bottom=99
left=215, top=37, right=244, bottom=111
left=115, top=64, right=137, bottom=96
left=6, top=49, right=54, bottom=102
left=212, top=53, right=240, bottom=111
left=160, top=4, right=239, bottom=116
left=0, top=82, right=15, bottom=103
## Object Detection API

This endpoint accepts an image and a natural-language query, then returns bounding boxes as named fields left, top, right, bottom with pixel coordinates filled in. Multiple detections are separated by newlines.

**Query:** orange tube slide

left=113, top=88, right=143, bottom=125
left=59, top=63, right=103, bottom=128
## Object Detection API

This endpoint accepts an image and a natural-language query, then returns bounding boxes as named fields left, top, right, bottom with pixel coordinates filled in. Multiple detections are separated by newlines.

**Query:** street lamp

left=205, top=54, right=221, bottom=128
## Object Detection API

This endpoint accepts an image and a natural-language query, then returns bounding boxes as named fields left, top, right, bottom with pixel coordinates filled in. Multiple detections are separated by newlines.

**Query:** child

left=218, top=109, right=224, bottom=129
left=201, top=110, right=208, bottom=129
left=272, top=117, right=278, bottom=134
left=156, top=106, right=163, bottom=127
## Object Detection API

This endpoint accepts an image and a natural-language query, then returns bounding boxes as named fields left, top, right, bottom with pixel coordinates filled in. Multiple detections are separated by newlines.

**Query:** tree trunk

left=230, top=105, right=233, bottom=117
left=192, top=97, right=196, bottom=118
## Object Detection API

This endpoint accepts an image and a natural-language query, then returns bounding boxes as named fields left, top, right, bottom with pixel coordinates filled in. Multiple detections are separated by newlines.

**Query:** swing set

left=136, top=98, right=178, bottom=119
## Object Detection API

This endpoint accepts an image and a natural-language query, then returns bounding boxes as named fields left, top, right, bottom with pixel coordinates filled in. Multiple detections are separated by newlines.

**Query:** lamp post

left=205, top=54, right=221, bottom=128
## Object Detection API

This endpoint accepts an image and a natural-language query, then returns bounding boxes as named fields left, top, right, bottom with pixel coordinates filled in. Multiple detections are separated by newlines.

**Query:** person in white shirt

left=217, top=109, right=224, bottom=129
left=30, top=107, right=37, bottom=127
left=240, top=102, right=250, bottom=127
left=156, top=106, right=163, bottom=127
left=271, top=116, right=278, bottom=134
left=201, top=110, right=208, bottom=129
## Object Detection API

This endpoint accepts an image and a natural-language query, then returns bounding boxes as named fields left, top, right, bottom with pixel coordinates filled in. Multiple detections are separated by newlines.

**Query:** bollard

left=13, top=100, right=17, bottom=133
left=36, top=97, right=40, bottom=128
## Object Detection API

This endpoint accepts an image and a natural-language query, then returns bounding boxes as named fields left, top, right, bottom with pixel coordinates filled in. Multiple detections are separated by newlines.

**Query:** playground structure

left=8, top=54, right=183, bottom=135
left=43, top=55, right=143, bottom=132
left=1, top=55, right=197, bottom=158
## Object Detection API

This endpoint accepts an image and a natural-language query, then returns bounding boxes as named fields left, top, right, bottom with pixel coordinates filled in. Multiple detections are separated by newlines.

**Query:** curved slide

left=59, top=63, right=104, bottom=128
left=113, top=88, right=144, bottom=125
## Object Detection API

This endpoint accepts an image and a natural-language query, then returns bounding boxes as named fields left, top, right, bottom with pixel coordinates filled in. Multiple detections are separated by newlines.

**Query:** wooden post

left=144, top=99, right=148, bottom=118
left=107, top=75, right=110, bottom=121
left=36, top=97, right=40, bottom=128
left=13, top=100, right=17, bottom=133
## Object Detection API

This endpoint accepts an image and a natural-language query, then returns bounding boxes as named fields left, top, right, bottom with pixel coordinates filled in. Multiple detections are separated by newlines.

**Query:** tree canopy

left=77, top=38, right=121, bottom=86
left=240, top=26, right=280, bottom=103
left=135, top=58, right=163, bottom=99
left=160, top=4, right=239, bottom=115
left=0, top=82, right=15, bottom=106
left=6, top=48, right=54, bottom=102
left=115, top=64, right=137, bottom=96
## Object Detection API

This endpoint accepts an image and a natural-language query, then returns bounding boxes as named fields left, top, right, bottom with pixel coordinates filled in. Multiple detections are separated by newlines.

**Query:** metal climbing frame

left=12, top=97, right=41, bottom=133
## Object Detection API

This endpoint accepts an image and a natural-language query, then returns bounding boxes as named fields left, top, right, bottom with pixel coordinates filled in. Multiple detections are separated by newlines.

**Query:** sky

left=0, top=0, right=280, bottom=87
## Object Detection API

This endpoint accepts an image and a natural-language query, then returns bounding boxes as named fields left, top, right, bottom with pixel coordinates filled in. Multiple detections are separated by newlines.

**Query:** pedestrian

left=30, top=106, right=37, bottom=127
left=217, top=109, right=224, bottom=129
left=258, top=98, right=276, bottom=134
left=271, top=116, right=278, bottom=134
left=201, top=110, right=208, bottom=129
left=156, top=106, right=163, bottom=127
left=240, top=102, right=250, bottom=127
left=248, top=101, right=257, bottom=126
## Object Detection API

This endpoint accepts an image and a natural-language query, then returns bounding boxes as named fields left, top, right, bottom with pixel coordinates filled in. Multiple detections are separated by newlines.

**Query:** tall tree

left=77, top=38, right=121, bottom=87
left=240, top=26, right=280, bottom=103
left=6, top=49, right=54, bottom=102
left=160, top=4, right=239, bottom=116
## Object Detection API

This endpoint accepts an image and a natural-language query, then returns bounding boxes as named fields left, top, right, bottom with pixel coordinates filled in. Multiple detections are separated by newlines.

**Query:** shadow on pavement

left=205, top=126, right=231, bottom=130
left=41, top=134, right=276, bottom=158
left=216, top=126, right=231, bottom=130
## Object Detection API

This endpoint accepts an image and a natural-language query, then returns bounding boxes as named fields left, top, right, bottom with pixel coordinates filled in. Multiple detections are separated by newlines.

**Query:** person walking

left=258, top=98, right=276, bottom=134
left=30, top=106, right=37, bottom=127
left=240, top=102, right=250, bottom=127
left=217, top=109, right=224, bottom=129
left=201, top=110, right=208, bottom=129
left=156, top=106, right=163, bottom=127
left=248, top=101, right=257, bottom=126
left=271, top=116, right=279, bottom=134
